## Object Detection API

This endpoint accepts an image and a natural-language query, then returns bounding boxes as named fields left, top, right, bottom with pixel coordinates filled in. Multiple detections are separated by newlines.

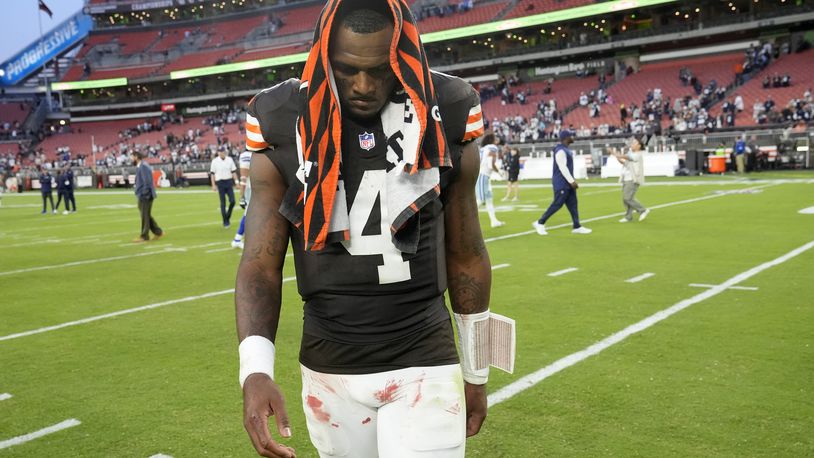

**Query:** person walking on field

left=477, top=133, right=505, bottom=228
left=610, top=137, right=649, bottom=223
left=501, top=147, right=521, bottom=202
left=131, top=151, right=164, bottom=242
left=234, top=2, right=496, bottom=456
left=210, top=149, right=239, bottom=228
left=532, top=130, right=592, bottom=235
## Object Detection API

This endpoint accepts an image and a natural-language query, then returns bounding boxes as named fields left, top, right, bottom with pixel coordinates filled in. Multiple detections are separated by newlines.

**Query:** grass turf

left=1, top=172, right=812, bottom=457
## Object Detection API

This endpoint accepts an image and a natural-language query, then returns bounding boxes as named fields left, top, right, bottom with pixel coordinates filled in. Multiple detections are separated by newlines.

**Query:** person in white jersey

left=231, top=149, right=253, bottom=249
left=476, top=133, right=505, bottom=228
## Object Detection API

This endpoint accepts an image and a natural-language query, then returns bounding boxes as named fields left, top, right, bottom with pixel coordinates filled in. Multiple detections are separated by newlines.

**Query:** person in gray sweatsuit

left=610, top=137, right=650, bottom=223
left=131, top=151, right=164, bottom=242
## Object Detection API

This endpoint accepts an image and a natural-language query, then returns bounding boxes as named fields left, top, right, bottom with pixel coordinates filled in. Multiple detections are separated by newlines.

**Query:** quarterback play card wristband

left=454, top=310, right=517, bottom=385
left=239, top=335, right=276, bottom=388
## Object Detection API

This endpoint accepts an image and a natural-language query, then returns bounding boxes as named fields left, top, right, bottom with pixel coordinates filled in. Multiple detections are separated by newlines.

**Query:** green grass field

left=1, top=172, right=813, bottom=457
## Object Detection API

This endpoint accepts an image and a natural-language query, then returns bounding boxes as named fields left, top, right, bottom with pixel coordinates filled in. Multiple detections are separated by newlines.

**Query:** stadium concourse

left=1, top=0, right=813, bottom=456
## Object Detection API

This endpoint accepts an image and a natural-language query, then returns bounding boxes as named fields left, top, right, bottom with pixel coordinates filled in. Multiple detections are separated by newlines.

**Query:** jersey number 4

left=341, top=170, right=412, bottom=285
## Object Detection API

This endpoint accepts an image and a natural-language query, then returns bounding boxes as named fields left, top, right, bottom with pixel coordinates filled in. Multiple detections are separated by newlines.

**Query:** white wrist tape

left=238, top=335, right=275, bottom=388
left=454, top=310, right=490, bottom=385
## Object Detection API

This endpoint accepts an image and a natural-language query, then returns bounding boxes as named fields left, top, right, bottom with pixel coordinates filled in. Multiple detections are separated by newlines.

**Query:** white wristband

left=454, top=310, right=490, bottom=385
left=238, top=335, right=276, bottom=388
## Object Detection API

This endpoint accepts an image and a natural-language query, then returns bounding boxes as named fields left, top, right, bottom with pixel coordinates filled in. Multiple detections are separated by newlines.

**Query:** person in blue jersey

left=131, top=151, right=164, bottom=243
left=231, top=149, right=253, bottom=249
left=532, top=130, right=592, bottom=235
left=39, top=169, right=56, bottom=214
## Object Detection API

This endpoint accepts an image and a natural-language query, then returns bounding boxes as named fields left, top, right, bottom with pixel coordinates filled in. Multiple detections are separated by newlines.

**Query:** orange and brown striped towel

left=285, top=0, right=450, bottom=252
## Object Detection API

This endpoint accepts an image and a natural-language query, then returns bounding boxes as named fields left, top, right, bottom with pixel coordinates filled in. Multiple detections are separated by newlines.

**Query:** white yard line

left=149, top=455, right=174, bottom=458
left=548, top=267, right=578, bottom=277
left=492, top=264, right=511, bottom=270
left=484, top=184, right=776, bottom=243
left=0, top=249, right=186, bottom=277
left=488, top=240, right=814, bottom=407
left=0, top=393, right=12, bottom=401
left=0, top=419, right=81, bottom=450
left=69, top=238, right=100, bottom=245
left=626, top=272, right=656, bottom=283
left=0, top=221, right=221, bottom=248
left=689, top=283, right=759, bottom=291
left=0, top=277, right=297, bottom=342
left=205, top=247, right=234, bottom=253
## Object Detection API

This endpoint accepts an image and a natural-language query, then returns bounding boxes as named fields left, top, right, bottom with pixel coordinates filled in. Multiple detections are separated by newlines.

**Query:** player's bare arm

left=235, top=153, right=296, bottom=458
left=444, top=140, right=491, bottom=437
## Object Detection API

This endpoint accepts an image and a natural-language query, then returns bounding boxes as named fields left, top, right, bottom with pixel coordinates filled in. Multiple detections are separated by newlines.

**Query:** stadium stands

left=160, top=47, right=242, bottom=73
left=151, top=29, right=188, bottom=53
left=0, top=103, right=31, bottom=125
left=34, top=116, right=243, bottom=163
left=503, top=0, right=595, bottom=20
left=98, top=30, right=163, bottom=56
left=414, top=2, right=505, bottom=34
left=481, top=76, right=600, bottom=123
left=200, top=16, right=268, bottom=48
left=275, top=4, right=324, bottom=36
left=566, top=53, right=744, bottom=130
left=714, top=49, right=814, bottom=126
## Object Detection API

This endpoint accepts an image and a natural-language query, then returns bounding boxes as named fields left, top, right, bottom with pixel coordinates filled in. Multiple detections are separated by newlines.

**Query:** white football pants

left=300, top=364, right=466, bottom=457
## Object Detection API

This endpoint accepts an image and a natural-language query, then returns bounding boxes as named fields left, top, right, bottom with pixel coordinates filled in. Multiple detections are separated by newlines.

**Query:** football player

left=231, top=148, right=253, bottom=249
left=235, top=1, right=494, bottom=456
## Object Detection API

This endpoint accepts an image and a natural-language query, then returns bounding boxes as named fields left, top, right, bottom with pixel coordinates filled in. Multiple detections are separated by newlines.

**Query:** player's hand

left=212, top=185, right=217, bottom=192
left=464, top=382, right=487, bottom=437
left=243, top=374, right=296, bottom=458
left=240, top=197, right=248, bottom=209
left=570, top=181, right=579, bottom=190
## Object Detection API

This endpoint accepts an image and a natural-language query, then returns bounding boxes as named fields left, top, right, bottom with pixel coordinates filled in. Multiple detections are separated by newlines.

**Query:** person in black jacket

left=131, top=151, right=164, bottom=242
left=61, top=166, right=77, bottom=214
left=39, top=169, right=56, bottom=214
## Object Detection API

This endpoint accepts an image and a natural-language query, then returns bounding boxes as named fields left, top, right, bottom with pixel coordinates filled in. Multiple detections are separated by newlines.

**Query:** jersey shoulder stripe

left=430, top=70, right=483, bottom=145
left=246, top=78, right=301, bottom=152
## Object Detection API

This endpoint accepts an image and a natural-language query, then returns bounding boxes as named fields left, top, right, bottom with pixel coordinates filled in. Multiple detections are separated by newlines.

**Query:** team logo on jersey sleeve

left=359, top=132, right=376, bottom=151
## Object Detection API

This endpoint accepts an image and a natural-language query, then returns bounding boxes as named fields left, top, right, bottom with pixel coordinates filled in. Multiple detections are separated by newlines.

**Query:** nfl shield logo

left=359, top=132, right=375, bottom=151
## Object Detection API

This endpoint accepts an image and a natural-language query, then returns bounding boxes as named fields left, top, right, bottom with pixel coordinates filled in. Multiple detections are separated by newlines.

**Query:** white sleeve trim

left=555, top=150, right=575, bottom=184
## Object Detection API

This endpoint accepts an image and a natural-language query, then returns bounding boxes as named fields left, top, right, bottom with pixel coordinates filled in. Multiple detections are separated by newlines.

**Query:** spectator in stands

left=765, top=96, right=775, bottom=112
left=131, top=151, right=164, bottom=243
left=610, top=136, right=649, bottom=223
left=781, top=74, right=791, bottom=87
left=209, top=148, right=238, bottom=228
left=763, top=76, right=770, bottom=89
left=532, top=130, right=591, bottom=236
left=39, top=169, right=56, bottom=214
left=734, top=94, right=744, bottom=112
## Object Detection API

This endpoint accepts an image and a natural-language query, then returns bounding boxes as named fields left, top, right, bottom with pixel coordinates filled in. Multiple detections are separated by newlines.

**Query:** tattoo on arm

left=448, top=271, right=486, bottom=314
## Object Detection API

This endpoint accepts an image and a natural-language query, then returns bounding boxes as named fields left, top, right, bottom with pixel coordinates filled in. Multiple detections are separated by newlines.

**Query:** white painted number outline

left=341, top=170, right=411, bottom=284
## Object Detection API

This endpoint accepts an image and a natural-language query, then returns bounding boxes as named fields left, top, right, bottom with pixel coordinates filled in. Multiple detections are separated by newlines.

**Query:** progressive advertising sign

left=0, top=13, right=93, bottom=87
